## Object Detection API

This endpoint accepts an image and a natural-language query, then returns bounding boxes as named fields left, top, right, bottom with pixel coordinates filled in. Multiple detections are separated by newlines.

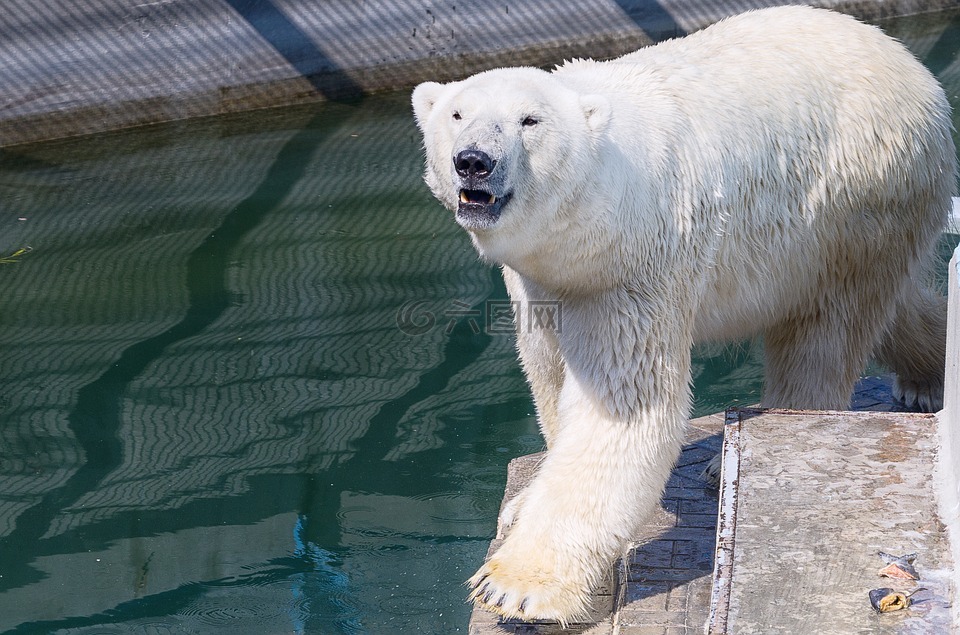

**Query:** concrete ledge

left=4, top=0, right=960, bottom=147
left=711, top=408, right=954, bottom=633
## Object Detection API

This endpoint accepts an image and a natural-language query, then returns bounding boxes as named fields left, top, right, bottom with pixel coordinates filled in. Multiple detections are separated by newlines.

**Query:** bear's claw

left=466, top=553, right=590, bottom=626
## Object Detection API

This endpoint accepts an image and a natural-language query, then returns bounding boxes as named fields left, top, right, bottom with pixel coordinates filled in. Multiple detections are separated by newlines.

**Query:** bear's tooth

left=460, top=191, right=469, bottom=203
left=487, top=194, right=496, bottom=204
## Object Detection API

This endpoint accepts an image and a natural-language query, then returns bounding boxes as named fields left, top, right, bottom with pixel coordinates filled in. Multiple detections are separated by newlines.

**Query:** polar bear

left=412, top=6, right=954, bottom=624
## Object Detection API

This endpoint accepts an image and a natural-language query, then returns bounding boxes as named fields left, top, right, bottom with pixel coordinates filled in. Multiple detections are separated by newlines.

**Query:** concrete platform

left=468, top=377, right=955, bottom=634
left=710, top=409, right=953, bottom=634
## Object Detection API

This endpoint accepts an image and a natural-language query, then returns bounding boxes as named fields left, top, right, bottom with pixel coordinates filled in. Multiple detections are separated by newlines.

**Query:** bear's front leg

left=502, top=266, right=565, bottom=448
left=468, top=371, right=689, bottom=624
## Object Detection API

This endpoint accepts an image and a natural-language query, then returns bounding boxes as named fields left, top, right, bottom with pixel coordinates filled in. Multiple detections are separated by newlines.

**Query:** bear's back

left=552, top=6, right=955, bottom=340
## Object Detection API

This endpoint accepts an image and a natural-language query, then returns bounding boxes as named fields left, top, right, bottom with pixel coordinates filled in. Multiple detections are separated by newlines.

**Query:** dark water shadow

left=0, top=103, right=355, bottom=593
left=290, top=290, right=502, bottom=557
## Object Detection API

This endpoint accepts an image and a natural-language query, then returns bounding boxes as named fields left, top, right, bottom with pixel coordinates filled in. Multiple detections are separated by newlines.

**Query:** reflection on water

left=0, top=10, right=957, bottom=634
left=0, top=96, right=539, bottom=633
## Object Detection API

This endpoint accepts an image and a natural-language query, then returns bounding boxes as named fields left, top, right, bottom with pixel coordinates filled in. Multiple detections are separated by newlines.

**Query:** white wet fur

left=412, top=6, right=955, bottom=624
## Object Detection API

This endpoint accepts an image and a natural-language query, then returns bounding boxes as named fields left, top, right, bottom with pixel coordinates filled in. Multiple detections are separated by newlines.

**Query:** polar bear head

left=412, top=67, right=611, bottom=273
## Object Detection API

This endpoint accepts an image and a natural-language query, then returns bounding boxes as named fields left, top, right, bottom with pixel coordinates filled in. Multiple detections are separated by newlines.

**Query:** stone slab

left=710, top=409, right=954, bottom=634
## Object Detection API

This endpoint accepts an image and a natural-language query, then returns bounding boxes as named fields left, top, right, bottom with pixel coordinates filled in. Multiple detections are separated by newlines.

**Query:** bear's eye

left=452, top=112, right=462, bottom=121
left=521, top=116, right=539, bottom=127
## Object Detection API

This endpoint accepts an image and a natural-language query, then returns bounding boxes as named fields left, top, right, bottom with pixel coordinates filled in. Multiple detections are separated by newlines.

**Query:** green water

left=0, top=10, right=957, bottom=634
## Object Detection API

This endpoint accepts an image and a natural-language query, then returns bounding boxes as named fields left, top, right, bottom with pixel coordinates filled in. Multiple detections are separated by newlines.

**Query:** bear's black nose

left=454, top=149, right=495, bottom=179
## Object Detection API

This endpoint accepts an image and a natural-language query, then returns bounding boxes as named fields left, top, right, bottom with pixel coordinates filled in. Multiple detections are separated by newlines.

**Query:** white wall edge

left=936, top=233, right=960, bottom=628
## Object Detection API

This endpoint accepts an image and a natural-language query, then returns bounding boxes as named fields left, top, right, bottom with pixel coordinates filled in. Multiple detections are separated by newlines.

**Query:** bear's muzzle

left=453, top=148, right=512, bottom=229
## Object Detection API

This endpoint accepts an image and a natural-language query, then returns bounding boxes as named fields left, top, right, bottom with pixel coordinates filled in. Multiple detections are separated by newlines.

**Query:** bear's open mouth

left=460, top=189, right=497, bottom=206
left=456, top=189, right=512, bottom=228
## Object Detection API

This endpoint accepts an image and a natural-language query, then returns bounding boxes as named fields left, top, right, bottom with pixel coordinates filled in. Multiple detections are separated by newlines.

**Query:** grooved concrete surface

left=468, top=377, right=954, bottom=634
left=712, top=409, right=953, bottom=634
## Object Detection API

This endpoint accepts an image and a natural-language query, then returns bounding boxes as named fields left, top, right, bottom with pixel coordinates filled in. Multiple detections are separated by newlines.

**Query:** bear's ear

left=412, top=82, right=445, bottom=130
left=580, top=94, right=611, bottom=136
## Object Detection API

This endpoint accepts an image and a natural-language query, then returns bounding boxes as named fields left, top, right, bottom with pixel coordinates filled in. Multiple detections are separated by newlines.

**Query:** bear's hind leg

left=761, top=295, right=891, bottom=410
left=873, top=283, right=947, bottom=411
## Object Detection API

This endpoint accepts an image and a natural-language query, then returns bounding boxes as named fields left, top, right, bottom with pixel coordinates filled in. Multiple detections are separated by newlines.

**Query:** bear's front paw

left=467, top=542, right=592, bottom=626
